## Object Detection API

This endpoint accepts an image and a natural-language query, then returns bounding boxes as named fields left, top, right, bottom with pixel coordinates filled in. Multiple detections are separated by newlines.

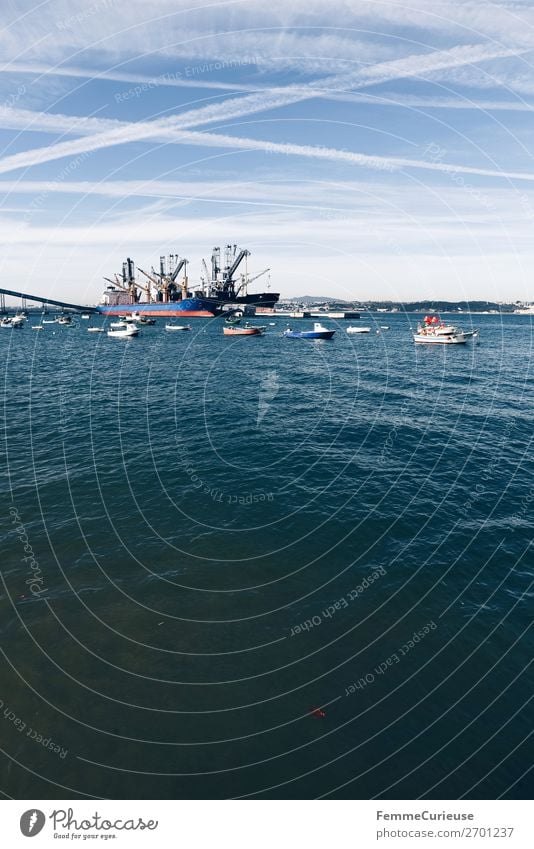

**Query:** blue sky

left=1, top=0, right=534, bottom=303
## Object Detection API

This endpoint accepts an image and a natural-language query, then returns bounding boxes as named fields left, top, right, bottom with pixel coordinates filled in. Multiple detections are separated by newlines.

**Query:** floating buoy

left=309, top=707, right=326, bottom=718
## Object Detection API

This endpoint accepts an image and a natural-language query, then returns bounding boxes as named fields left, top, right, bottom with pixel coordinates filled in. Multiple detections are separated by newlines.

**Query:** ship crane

left=103, top=264, right=150, bottom=304
left=223, top=246, right=250, bottom=289
left=140, top=254, right=189, bottom=303
left=200, top=258, right=211, bottom=294
left=237, top=267, right=270, bottom=298
left=139, top=267, right=168, bottom=302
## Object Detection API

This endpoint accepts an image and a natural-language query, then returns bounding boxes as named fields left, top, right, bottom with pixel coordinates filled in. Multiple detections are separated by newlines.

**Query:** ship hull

left=97, top=292, right=280, bottom=318
left=97, top=298, right=221, bottom=318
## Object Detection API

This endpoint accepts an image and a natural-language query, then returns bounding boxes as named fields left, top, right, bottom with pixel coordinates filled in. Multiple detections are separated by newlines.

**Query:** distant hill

left=280, top=297, right=515, bottom=312
left=282, top=295, right=349, bottom=305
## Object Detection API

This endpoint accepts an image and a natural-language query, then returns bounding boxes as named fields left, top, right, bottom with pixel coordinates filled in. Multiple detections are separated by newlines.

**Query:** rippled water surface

left=1, top=312, right=533, bottom=799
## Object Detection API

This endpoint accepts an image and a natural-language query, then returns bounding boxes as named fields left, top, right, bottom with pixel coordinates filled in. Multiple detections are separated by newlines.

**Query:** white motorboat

left=107, top=324, right=140, bottom=338
left=87, top=327, right=104, bottom=333
left=126, top=312, right=156, bottom=325
left=81, top=314, right=90, bottom=319
left=110, top=320, right=127, bottom=329
left=346, top=326, right=371, bottom=334
left=31, top=325, right=44, bottom=330
left=165, top=323, right=192, bottom=332
left=413, top=315, right=477, bottom=344
left=1, top=315, right=25, bottom=328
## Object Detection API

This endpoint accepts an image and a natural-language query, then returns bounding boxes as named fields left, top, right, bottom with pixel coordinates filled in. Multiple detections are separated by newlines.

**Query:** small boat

left=269, top=322, right=276, bottom=326
left=346, top=326, right=371, bottom=334
left=110, top=320, right=127, bottom=329
left=284, top=322, right=335, bottom=340
left=87, top=327, right=104, bottom=333
left=224, top=316, right=241, bottom=325
left=81, top=314, right=90, bottom=320
left=125, top=312, right=155, bottom=325
left=31, top=325, right=44, bottom=330
left=42, top=319, right=57, bottom=324
left=413, top=315, right=477, bottom=345
left=1, top=315, right=25, bottom=328
left=380, top=325, right=390, bottom=330
left=223, top=325, right=265, bottom=336
left=107, top=324, right=140, bottom=338
left=165, top=323, right=192, bottom=332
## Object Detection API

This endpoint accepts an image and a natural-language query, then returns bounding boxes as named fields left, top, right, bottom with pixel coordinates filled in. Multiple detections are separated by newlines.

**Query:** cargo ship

left=97, top=245, right=279, bottom=317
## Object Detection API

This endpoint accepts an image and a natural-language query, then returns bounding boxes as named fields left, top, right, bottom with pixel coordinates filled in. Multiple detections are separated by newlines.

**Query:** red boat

left=223, top=324, right=265, bottom=336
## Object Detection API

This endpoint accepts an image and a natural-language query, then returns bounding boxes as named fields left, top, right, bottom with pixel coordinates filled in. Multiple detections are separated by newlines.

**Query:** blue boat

left=283, top=322, right=336, bottom=340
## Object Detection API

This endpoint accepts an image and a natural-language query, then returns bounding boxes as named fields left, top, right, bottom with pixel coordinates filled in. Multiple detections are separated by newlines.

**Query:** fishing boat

left=87, top=327, right=104, bottom=333
left=284, top=322, right=335, bottom=340
left=31, top=325, right=43, bottom=330
left=165, top=323, right=192, bottom=332
left=57, top=315, right=73, bottom=325
left=107, top=324, right=140, bottom=338
left=413, top=315, right=477, bottom=345
left=346, top=326, right=371, bottom=334
left=223, top=325, right=265, bottom=336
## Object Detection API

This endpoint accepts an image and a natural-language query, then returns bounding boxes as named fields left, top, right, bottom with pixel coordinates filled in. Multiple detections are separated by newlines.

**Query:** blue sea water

left=0, top=312, right=532, bottom=799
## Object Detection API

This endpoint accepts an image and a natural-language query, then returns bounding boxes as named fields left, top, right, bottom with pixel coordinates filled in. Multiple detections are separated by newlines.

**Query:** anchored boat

left=107, top=324, right=140, bottom=338
left=165, top=323, right=192, bottom=332
left=223, top=324, right=265, bottom=336
left=284, top=322, right=335, bottom=340
left=413, top=315, right=478, bottom=344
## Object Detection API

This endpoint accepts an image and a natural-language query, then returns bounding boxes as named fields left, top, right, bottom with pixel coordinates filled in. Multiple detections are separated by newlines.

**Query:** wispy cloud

left=1, top=62, right=260, bottom=93
left=1, top=104, right=534, bottom=183
left=326, top=90, right=534, bottom=112
left=0, top=41, right=525, bottom=178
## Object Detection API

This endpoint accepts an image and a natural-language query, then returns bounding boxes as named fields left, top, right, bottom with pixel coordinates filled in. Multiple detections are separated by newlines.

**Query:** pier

left=0, top=286, right=95, bottom=313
